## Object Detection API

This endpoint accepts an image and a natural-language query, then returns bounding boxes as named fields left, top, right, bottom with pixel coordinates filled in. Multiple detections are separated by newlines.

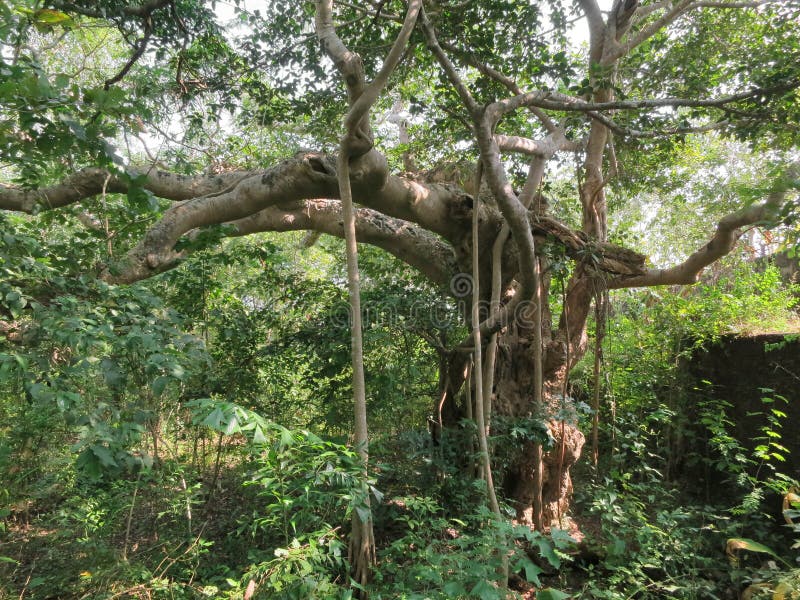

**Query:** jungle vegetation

left=0, top=0, right=799, bottom=597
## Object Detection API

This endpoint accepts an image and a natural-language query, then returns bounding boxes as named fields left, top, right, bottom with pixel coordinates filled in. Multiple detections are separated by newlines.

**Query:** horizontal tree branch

left=495, top=131, right=582, bottom=156
left=93, top=150, right=472, bottom=283
left=53, top=0, right=172, bottom=20
left=230, top=199, right=458, bottom=288
left=491, top=82, right=798, bottom=118
left=0, top=167, right=253, bottom=213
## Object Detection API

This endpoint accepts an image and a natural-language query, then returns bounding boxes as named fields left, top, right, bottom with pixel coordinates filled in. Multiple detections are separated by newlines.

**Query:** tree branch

left=494, top=83, right=799, bottom=116
left=104, top=16, right=153, bottom=88
left=577, top=0, right=606, bottom=62
left=420, top=8, right=479, bottom=114
left=344, top=0, right=421, bottom=142
left=230, top=199, right=457, bottom=288
left=96, top=151, right=471, bottom=283
left=607, top=166, right=799, bottom=289
left=495, top=131, right=582, bottom=156
left=438, top=40, right=557, bottom=133
left=54, top=0, right=172, bottom=19
left=0, top=167, right=252, bottom=213
left=607, top=0, right=695, bottom=62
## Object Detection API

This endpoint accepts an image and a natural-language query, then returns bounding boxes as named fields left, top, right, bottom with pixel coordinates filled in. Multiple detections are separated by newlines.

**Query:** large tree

left=1, top=0, right=799, bottom=532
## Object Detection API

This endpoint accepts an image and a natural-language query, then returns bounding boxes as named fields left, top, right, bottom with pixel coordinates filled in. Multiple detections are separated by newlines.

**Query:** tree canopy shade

left=1, top=0, right=800, bottom=587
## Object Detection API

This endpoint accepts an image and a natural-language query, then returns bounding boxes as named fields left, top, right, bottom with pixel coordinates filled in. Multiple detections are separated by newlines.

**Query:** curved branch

left=345, top=0, right=422, bottom=137
left=315, top=0, right=367, bottom=104
left=438, top=40, right=557, bottom=133
left=0, top=168, right=253, bottom=213
left=608, top=167, right=799, bottom=289
left=494, top=83, right=799, bottom=116
left=495, top=131, right=582, bottom=156
left=420, top=7, right=479, bottom=114
left=610, top=0, right=769, bottom=63
left=54, top=0, right=171, bottom=19
left=98, top=151, right=470, bottom=283
left=607, top=0, right=695, bottom=62
left=104, top=17, right=153, bottom=88
left=577, top=0, right=606, bottom=62
left=230, top=200, right=457, bottom=288
left=0, top=154, right=471, bottom=241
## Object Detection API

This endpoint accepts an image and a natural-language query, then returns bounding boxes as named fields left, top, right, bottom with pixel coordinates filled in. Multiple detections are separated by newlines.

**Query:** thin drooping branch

left=482, top=153, right=550, bottom=430
left=318, top=0, right=377, bottom=584
left=590, top=290, right=608, bottom=467
left=608, top=167, right=799, bottom=289
left=469, top=165, right=503, bottom=522
left=51, top=0, right=171, bottom=88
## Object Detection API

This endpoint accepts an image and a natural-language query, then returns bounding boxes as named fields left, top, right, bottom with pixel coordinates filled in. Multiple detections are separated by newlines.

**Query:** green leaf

left=537, top=589, right=571, bottom=600
left=515, top=556, right=543, bottom=586
left=91, top=444, right=118, bottom=467
left=127, top=184, right=159, bottom=212
left=469, top=580, right=501, bottom=600
left=443, top=581, right=466, bottom=596
left=726, top=538, right=778, bottom=557
left=151, top=375, right=171, bottom=397
left=279, top=427, right=295, bottom=448
left=101, top=358, right=125, bottom=388
left=223, top=413, right=240, bottom=435
left=533, top=538, right=561, bottom=569
left=203, top=407, right=225, bottom=430
left=33, top=9, right=72, bottom=25
left=252, top=424, right=267, bottom=444
left=369, top=485, right=384, bottom=504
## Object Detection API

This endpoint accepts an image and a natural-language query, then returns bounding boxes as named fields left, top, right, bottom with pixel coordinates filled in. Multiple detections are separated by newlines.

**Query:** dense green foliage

left=2, top=0, right=800, bottom=598
left=2, top=200, right=799, bottom=598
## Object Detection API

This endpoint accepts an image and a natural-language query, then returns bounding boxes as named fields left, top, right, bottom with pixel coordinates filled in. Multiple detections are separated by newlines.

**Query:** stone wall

left=687, top=333, right=800, bottom=479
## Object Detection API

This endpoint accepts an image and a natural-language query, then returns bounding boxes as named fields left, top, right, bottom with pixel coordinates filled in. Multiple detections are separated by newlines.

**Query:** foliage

left=1, top=0, right=800, bottom=598
left=371, top=500, right=572, bottom=600
left=188, top=397, right=367, bottom=598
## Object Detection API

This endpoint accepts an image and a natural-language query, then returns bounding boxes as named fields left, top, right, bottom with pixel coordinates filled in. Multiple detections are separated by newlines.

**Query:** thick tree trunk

left=492, top=332, right=586, bottom=527
left=437, top=248, right=595, bottom=527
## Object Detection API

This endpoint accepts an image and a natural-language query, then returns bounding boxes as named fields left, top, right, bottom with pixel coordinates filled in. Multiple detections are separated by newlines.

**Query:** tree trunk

left=439, top=260, right=594, bottom=527
left=491, top=331, right=586, bottom=527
